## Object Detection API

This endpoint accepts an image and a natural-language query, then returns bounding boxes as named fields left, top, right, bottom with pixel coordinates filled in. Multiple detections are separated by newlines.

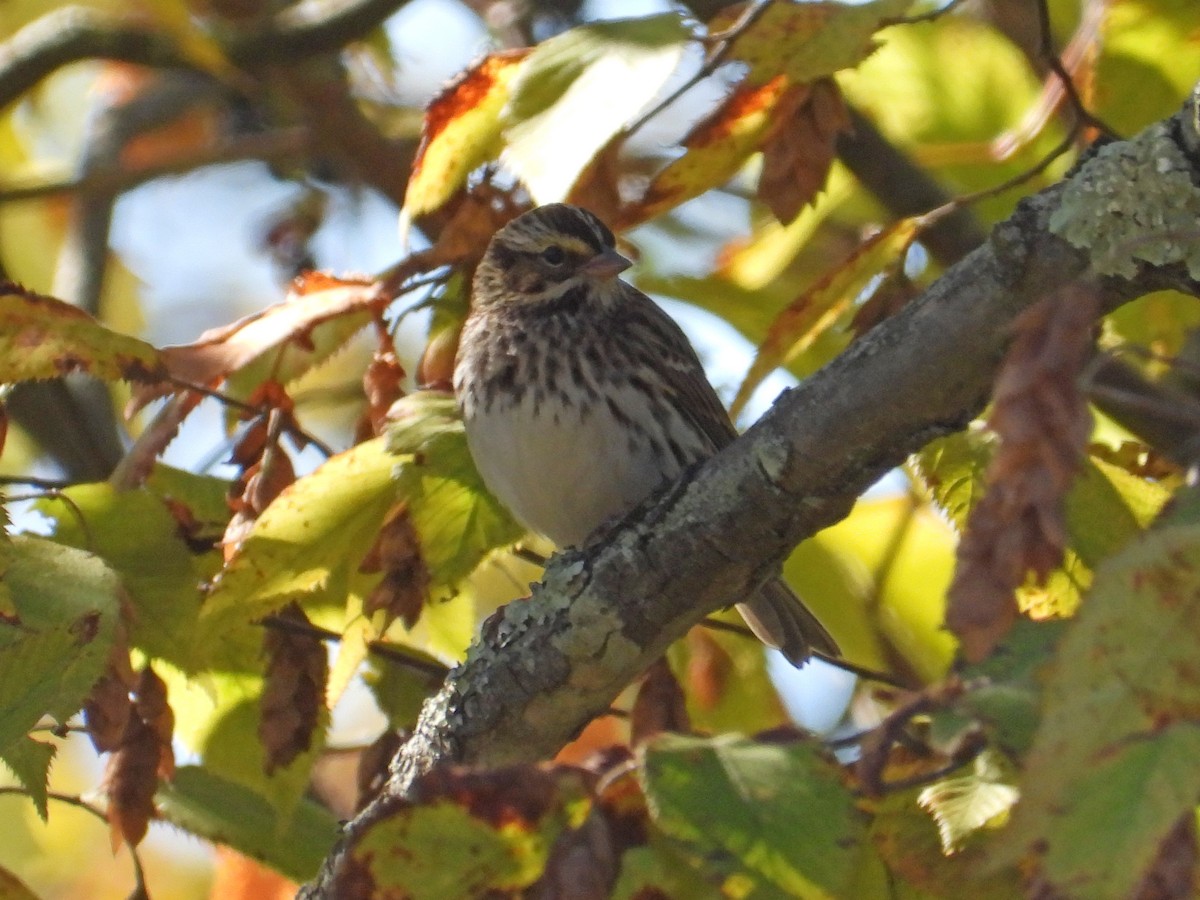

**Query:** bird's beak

left=580, top=248, right=632, bottom=281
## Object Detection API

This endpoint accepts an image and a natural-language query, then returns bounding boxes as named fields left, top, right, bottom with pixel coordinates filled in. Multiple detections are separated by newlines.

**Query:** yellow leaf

left=637, top=76, right=788, bottom=223
left=402, top=51, right=531, bottom=219
left=0, top=285, right=164, bottom=383
left=713, top=0, right=912, bottom=86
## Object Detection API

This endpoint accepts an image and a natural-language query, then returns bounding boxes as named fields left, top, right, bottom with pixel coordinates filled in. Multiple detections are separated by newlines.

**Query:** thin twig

left=0, top=474, right=73, bottom=491
left=623, top=0, right=779, bottom=142
left=0, top=128, right=310, bottom=204
left=0, top=786, right=149, bottom=894
left=1034, top=0, right=1118, bottom=139
left=259, top=613, right=450, bottom=679
left=701, top=616, right=907, bottom=687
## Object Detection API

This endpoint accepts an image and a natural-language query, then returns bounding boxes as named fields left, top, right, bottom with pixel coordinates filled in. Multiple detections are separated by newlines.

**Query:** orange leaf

left=635, top=76, right=789, bottom=223
left=403, top=50, right=531, bottom=219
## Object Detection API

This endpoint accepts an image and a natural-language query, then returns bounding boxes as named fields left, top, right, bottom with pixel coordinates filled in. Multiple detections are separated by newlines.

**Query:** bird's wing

left=625, top=285, right=740, bottom=452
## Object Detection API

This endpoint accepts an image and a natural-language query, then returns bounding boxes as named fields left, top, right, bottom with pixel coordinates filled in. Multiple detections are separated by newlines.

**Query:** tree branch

left=0, top=0, right=410, bottom=112
left=309, top=87, right=1200, bottom=895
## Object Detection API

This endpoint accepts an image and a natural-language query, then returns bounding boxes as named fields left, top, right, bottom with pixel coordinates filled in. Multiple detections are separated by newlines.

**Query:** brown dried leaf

left=105, top=715, right=160, bottom=851
left=259, top=603, right=329, bottom=775
left=758, top=79, right=851, bottom=224
left=946, top=284, right=1100, bottom=661
left=134, top=666, right=175, bottom=781
left=631, top=659, right=689, bottom=747
left=104, top=665, right=174, bottom=851
left=361, top=347, right=406, bottom=438
left=359, top=504, right=429, bottom=629
left=84, top=627, right=137, bottom=754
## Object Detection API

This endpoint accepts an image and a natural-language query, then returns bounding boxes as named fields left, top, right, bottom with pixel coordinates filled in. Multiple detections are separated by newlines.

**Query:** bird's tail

left=736, top=579, right=838, bottom=667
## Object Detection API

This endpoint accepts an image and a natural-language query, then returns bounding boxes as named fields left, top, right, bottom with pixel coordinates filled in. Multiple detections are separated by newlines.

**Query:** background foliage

left=1, top=0, right=1199, bottom=897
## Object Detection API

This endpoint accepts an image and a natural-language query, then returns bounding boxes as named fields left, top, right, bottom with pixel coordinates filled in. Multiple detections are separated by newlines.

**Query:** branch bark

left=302, top=90, right=1200, bottom=896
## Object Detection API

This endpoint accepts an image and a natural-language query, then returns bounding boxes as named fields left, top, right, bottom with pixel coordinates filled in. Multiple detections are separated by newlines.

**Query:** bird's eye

left=540, top=245, right=566, bottom=267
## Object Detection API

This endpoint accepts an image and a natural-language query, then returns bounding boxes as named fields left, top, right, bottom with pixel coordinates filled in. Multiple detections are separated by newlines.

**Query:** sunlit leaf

left=711, top=0, right=912, bottom=87
left=503, top=13, right=690, bottom=204
left=638, top=76, right=791, bottom=223
left=0, top=536, right=120, bottom=754
left=917, top=751, right=1018, bottom=853
left=869, top=789, right=1022, bottom=899
left=0, top=285, right=163, bottom=383
left=1093, top=0, right=1200, bottom=135
left=913, top=428, right=994, bottom=532
left=350, top=765, right=587, bottom=896
left=403, top=51, right=531, bottom=219
left=37, top=483, right=207, bottom=666
left=149, top=273, right=380, bottom=404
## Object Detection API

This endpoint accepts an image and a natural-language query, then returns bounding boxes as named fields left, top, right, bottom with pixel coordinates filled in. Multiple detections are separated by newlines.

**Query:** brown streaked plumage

left=454, top=203, right=837, bottom=665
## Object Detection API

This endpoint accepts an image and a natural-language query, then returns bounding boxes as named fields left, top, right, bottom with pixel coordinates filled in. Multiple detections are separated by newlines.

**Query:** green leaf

left=0, top=536, right=119, bottom=754
left=0, top=286, right=163, bottom=383
left=639, top=734, right=870, bottom=898
left=990, top=522, right=1200, bottom=897
left=156, top=765, right=339, bottom=881
left=385, top=392, right=524, bottom=595
left=947, top=617, right=1067, bottom=757
left=37, top=483, right=207, bottom=666
left=349, top=768, right=587, bottom=898
left=198, top=437, right=406, bottom=641
left=1064, top=456, right=1169, bottom=568
left=912, top=429, right=994, bottom=531
left=355, top=803, right=550, bottom=898
left=503, top=13, right=690, bottom=203
left=363, top=654, right=446, bottom=729
left=611, top=838, right=725, bottom=900
left=665, top=616, right=789, bottom=736
left=1093, top=0, right=1200, bottom=135
left=0, top=737, right=56, bottom=821
left=840, top=13, right=1064, bottom=225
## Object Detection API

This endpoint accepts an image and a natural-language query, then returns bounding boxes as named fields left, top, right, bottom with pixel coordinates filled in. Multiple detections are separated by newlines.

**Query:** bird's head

left=473, top=203, right=632, bottom=310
